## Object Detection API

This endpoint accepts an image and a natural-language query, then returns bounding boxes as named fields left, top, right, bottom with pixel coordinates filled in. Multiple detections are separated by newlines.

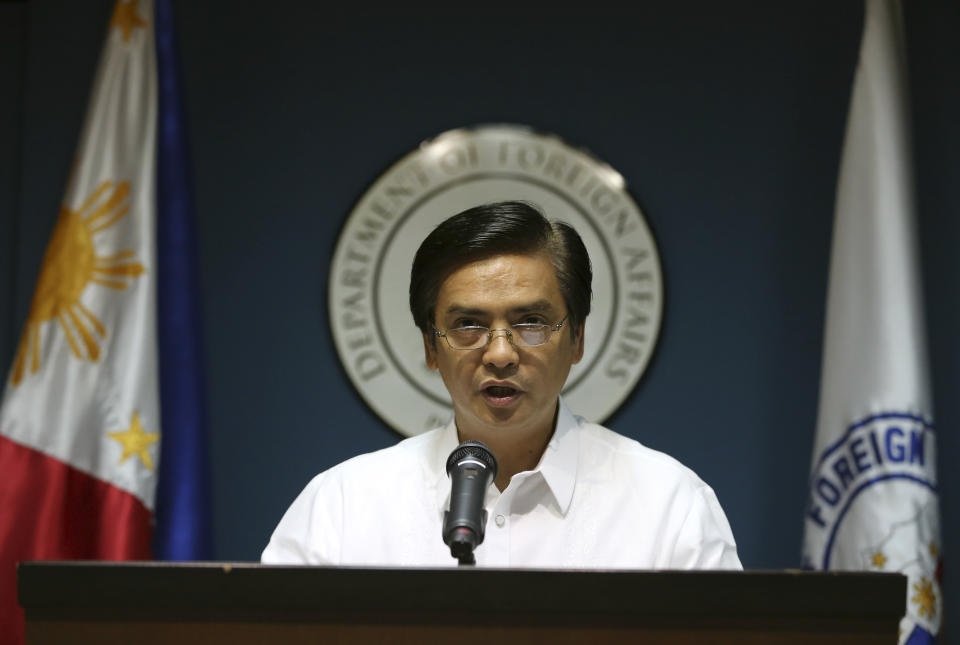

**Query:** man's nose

left=483, top=330, right=518, bottom=368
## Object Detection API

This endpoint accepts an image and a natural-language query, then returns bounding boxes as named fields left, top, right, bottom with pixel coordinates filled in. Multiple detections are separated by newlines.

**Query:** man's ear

left=572, top=323, right=585, bottom=364
left=423, top=332, right=439, bottom=370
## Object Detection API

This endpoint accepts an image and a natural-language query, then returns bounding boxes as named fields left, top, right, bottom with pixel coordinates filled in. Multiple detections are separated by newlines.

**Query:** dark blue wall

left=0, top=3, right=26, bottom=369
left=2, top=0, right=958, bottom=629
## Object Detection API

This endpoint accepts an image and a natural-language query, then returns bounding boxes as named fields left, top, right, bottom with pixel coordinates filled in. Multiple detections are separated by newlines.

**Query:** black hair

left=409, top=201, right=592, bottom=340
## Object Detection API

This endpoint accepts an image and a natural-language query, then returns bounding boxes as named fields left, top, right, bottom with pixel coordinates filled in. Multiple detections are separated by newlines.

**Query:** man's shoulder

left=304, top=426, right=448, bottom=490
left=573, top=416, right=708, bottom=488
left=261, top=427, right=450, bottom=565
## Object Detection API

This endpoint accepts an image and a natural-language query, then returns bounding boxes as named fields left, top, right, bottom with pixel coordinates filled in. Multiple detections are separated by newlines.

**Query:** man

left=262, top=201, right=741, bottom=569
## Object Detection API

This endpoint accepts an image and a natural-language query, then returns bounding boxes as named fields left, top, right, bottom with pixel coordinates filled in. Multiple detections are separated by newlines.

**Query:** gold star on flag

left=110, top=1, right=147, bottom=43
left=108, top=411, right=159, bottom=470
left=871, top=551, right=887, bottom=568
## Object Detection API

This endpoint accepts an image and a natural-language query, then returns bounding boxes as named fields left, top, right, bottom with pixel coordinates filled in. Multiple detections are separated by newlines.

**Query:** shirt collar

left=431, top=397, right=580, bottom=516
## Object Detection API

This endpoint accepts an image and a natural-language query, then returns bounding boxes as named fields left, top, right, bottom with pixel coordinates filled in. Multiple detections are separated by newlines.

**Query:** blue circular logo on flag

left=803, top=412, right=941, bottom=641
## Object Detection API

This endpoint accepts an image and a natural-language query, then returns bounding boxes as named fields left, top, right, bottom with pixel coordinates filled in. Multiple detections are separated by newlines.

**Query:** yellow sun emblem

left=911, top=577, right=937, bottom=619
left=10, top=180, right=145, bottom=386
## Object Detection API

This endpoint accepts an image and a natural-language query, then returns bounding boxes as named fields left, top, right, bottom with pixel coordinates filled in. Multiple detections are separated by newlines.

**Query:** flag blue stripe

left=904, top=625, right=936, bottom=645
left=153, top=0, right=212, bottom=560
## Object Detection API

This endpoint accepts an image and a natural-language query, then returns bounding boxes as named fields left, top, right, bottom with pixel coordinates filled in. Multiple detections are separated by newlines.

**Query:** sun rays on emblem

left=10, top=180, right=145, bottom=386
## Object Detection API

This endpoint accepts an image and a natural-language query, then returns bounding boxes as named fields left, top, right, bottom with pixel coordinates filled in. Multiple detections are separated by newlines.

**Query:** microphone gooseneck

left=443, top=440, right=498, bottom=566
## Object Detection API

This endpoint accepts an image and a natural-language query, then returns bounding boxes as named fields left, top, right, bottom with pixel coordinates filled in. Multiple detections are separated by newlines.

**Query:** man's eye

left=517, top=316, right=547, bottom=326
left=453, top=319, right=482, bottom=329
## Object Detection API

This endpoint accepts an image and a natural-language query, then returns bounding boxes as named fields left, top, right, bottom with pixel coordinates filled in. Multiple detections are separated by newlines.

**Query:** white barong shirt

left=262, top=399, right=742, bottom=569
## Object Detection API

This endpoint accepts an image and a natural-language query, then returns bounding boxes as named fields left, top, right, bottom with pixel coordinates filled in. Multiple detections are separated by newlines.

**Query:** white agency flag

left=802, top=1, right=941, bottom=643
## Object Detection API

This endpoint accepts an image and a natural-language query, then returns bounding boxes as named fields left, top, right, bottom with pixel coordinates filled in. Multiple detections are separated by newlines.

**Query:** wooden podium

left=18, top=562, right=905, bottom=644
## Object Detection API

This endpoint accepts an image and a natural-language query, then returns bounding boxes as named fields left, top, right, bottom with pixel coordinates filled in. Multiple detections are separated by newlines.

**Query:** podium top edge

left=18, top=561, right=907, bottom=621
left=17, top=561, right=906, bottom=578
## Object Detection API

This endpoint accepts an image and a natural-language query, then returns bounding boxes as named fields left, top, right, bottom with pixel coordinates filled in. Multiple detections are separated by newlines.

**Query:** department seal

left=329, top=124, right=663, bottom=437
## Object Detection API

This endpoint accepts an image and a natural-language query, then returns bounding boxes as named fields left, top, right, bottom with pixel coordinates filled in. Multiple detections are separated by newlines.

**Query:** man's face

left=423, top=253, right=584, bottom=440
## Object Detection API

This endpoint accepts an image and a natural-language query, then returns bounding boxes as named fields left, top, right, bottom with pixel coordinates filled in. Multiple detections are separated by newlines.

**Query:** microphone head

left=446, top=440, right=498, bottom=480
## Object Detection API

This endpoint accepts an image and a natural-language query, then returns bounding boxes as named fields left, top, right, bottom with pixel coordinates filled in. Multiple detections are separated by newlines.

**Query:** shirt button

left=495, top=514, right=506, bottom=527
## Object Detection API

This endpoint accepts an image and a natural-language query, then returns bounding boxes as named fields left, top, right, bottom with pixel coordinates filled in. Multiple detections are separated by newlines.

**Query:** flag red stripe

left=0, top=435, right=152, bottom=643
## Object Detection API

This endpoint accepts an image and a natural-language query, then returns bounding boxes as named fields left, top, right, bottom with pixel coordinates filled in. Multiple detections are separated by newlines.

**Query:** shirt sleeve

left=261, top=470, right=344, bottom=565
left=669, top=483, right=743, bottom=570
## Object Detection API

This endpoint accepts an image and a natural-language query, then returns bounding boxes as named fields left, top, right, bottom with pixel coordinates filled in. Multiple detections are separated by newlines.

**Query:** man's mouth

left=482, top=385, right=521, bottom=406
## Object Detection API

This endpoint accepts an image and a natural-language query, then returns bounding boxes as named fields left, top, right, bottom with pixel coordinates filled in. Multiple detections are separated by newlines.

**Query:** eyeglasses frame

left=433, top=314, right=568, bottom=351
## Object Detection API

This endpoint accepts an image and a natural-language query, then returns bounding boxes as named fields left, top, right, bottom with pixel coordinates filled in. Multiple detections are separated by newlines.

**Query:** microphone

left=442, top=440, right=498, bottom=565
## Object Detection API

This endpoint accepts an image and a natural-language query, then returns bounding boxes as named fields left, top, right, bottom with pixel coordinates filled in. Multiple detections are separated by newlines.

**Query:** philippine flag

left=802, top=1, right=942, bottom=643
left=0, top=1, right=209, bottom=642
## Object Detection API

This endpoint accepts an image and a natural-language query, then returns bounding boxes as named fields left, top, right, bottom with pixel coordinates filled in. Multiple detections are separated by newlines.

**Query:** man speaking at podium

left=262, top=201, right=741, bottom=569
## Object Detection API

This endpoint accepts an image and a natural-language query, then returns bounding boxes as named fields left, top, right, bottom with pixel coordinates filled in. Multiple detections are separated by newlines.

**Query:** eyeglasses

left=434, top=315, right=568, bottom=351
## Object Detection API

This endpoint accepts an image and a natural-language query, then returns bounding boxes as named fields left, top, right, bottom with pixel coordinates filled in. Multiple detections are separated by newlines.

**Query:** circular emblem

left=329, top=124, right=663, bottom=437
left=803, top=412, right=941, bottom=637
